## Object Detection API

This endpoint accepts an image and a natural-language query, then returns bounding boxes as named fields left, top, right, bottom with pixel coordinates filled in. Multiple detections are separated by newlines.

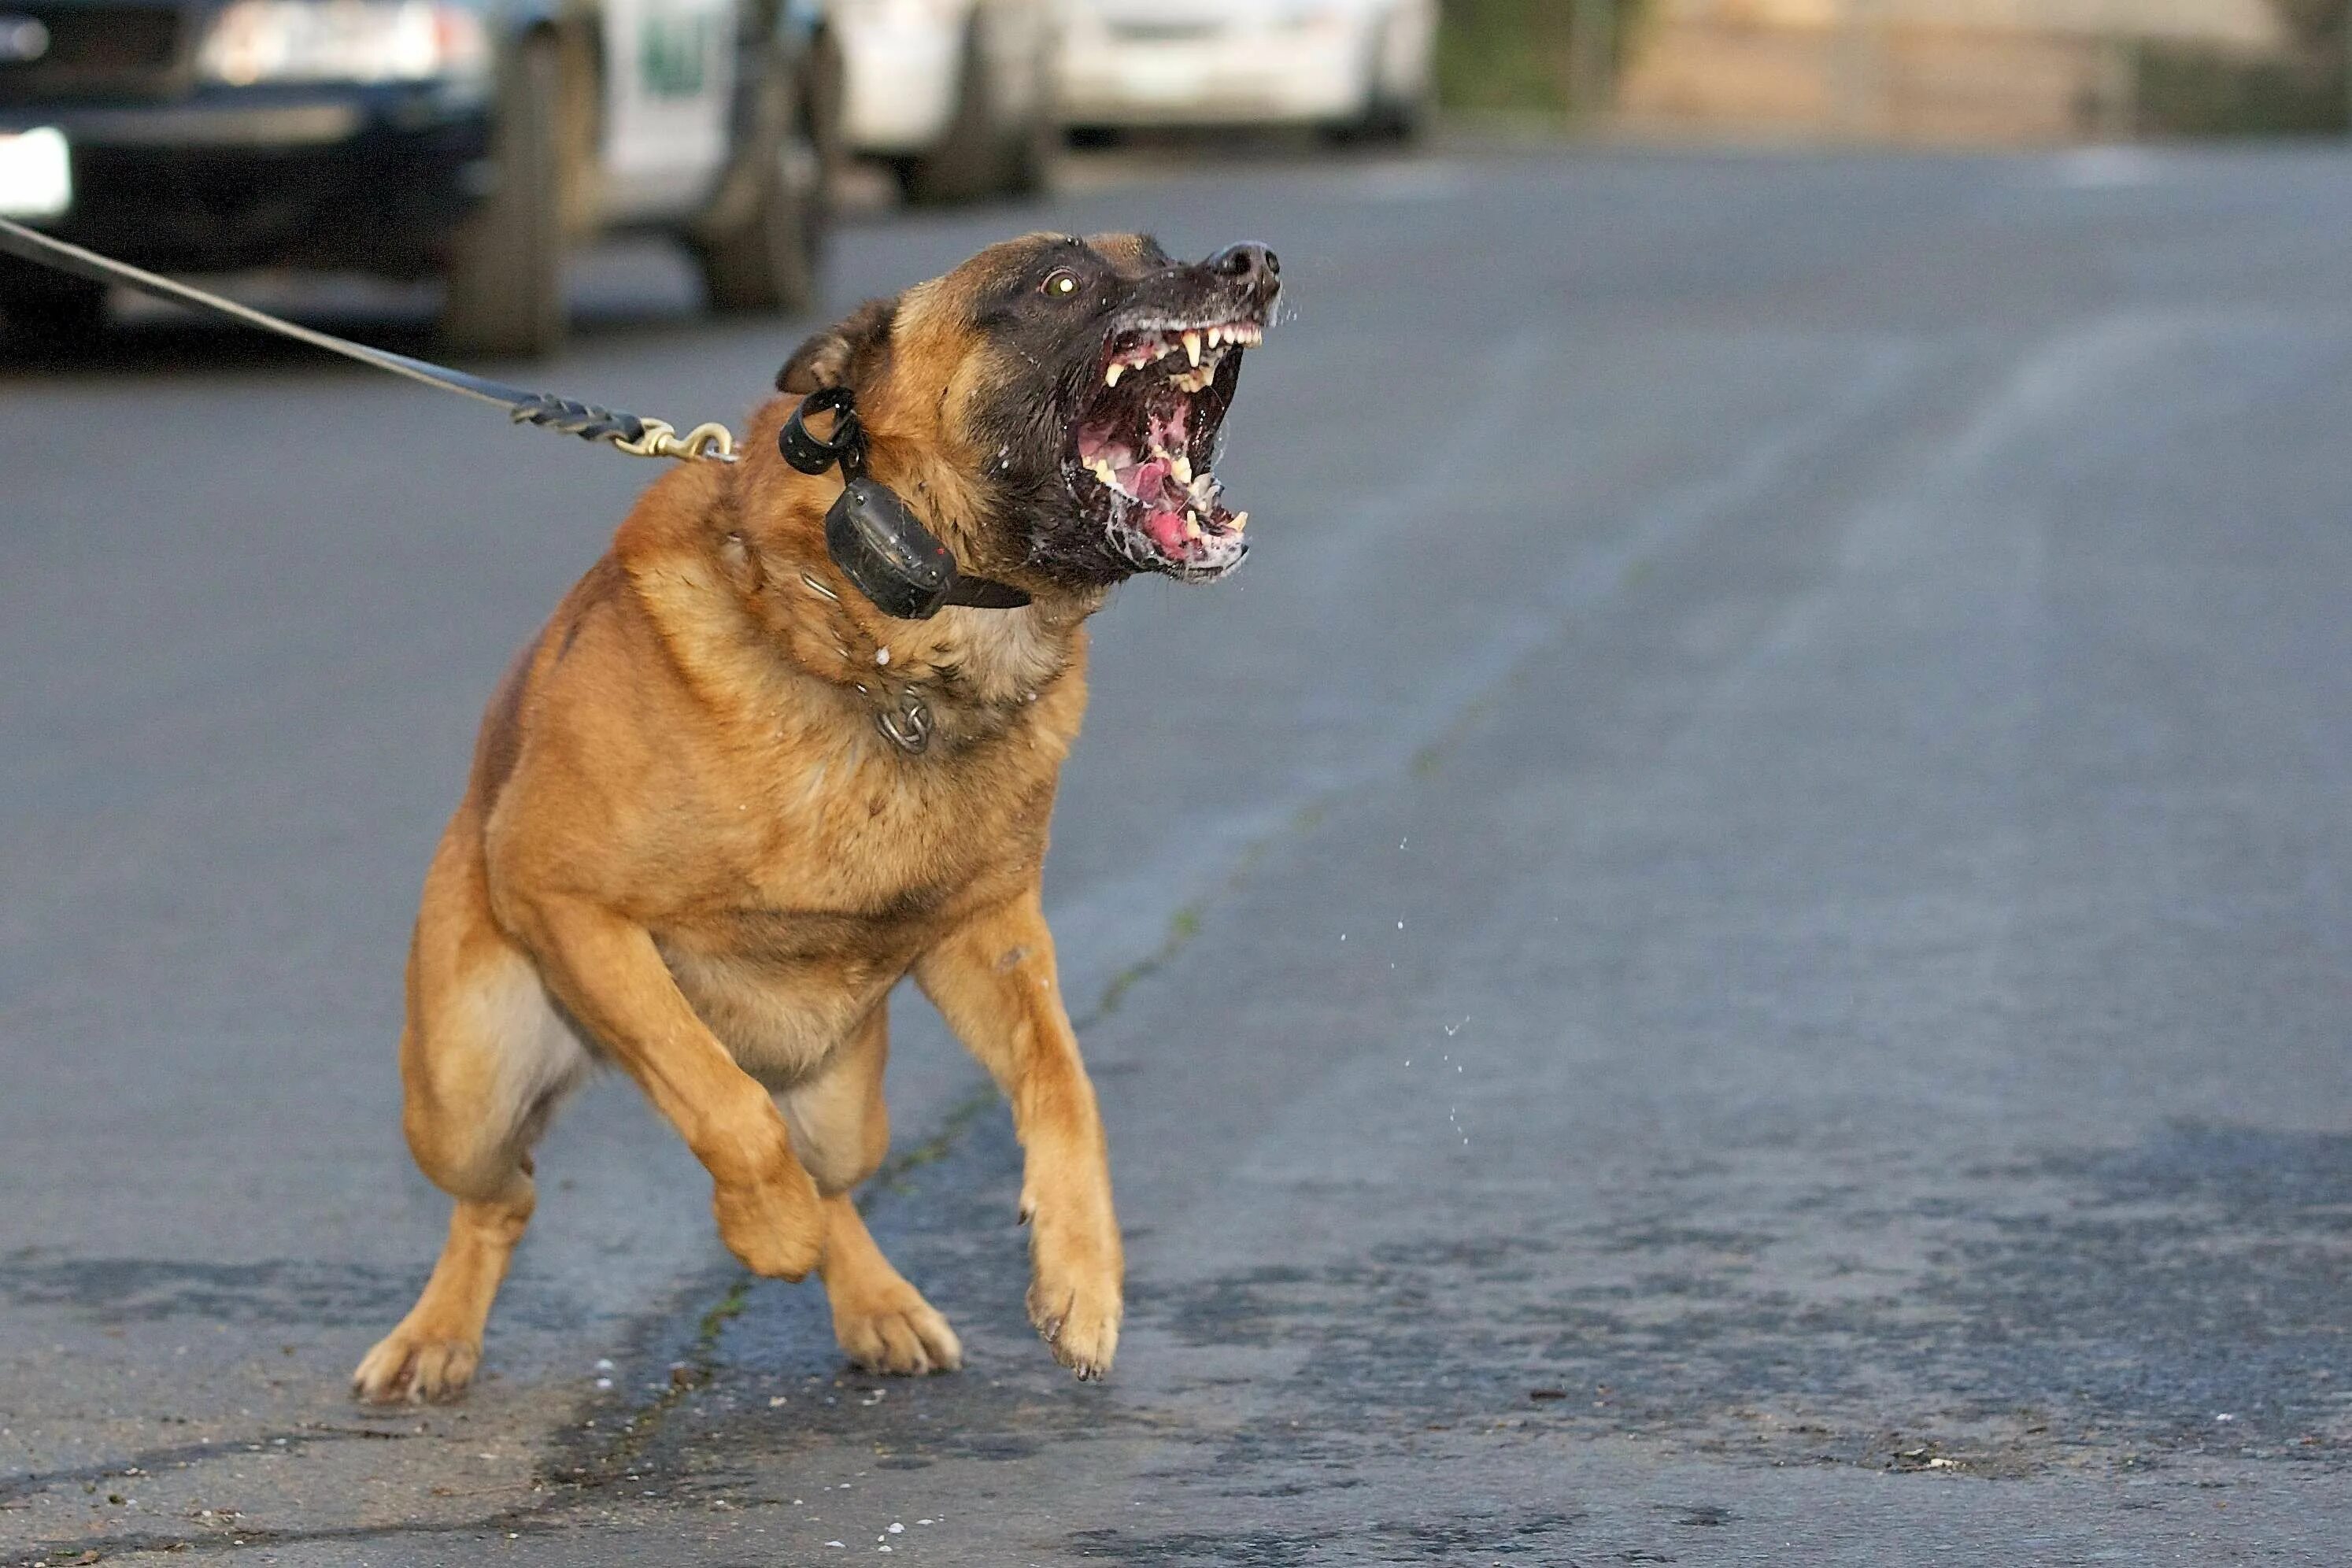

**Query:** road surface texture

left=7, top=143, right=2352, bottom=1565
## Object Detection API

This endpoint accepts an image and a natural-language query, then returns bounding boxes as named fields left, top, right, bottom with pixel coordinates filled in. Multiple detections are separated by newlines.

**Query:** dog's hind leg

left=353, top=812, right=589, bottom=1405
left=780, top=1007, right=962, bottom=1376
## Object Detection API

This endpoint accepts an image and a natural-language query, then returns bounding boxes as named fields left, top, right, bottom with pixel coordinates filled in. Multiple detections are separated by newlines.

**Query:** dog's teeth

left=1205, top=327, right=1222, bottom=349
left=1230, top=510, right=1248, bottom=532
left=1171, top=453, right=1192, bottom=483
left=1104, top=362, right=1125, bottom=387
left=1183, top=331, right=1202, bottom=367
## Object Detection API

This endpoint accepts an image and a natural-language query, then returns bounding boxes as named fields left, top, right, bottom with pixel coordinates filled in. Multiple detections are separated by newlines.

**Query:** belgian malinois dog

left=353, top=232, right=1279, bottom=1403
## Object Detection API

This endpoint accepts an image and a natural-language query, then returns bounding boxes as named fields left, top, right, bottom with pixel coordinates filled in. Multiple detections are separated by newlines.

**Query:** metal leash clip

left=614, top=419, right=739, bottom=463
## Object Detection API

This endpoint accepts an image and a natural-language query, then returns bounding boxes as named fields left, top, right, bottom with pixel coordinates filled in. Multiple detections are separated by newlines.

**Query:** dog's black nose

left=1209, top=243, right=1279, bottom=292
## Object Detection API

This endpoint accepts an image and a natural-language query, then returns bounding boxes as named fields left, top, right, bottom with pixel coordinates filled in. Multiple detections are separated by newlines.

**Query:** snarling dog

left=350, top=232, right=1278, bottom=1403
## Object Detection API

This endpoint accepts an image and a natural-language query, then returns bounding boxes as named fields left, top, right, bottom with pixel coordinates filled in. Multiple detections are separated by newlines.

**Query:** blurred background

left=12, top=0, right=2352, bottom=351
left=10, top=3, right=2352, bottom=1566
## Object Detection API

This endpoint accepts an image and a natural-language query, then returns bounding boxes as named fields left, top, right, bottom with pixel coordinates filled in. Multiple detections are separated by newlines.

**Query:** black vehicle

left=0, top=0, right=840, bottom=355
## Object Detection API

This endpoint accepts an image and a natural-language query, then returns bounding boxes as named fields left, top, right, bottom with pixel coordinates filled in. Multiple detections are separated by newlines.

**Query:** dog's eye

left=1041, top=268, right=1081, bottom=298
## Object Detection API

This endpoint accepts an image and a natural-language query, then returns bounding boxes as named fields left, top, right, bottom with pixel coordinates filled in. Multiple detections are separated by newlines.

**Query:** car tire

left=694, top=41, right=829, bottom=316
left=1368, top=39, right=1433, bottom=142
left=1362, top=78, right=1430, bottom=143
left=0, top=264, right=106, bottom=357
left=439, top=34, right=568, bottom=359
left=897, top=16, right=1008, bottom=206
left=1000, top=63, right=1060, bottom=198
left=1329, top=13, right=1429, bottom=144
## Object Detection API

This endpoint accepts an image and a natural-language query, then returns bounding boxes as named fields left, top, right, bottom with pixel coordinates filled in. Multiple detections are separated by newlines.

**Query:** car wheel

left=0, top=264, right=106, bottom=357
left=695, top=43, right=828, bottom=316
left=1363, top=70, right=1431, bottom=142
left=897, top=16, right=1004, bottom=206
left=1327, top=12, right=1427, bottom=144
left=1369, top=24, right=1434, bottom=142
left=439, top=33, right=568, bottom=359
left=1000, top=61, right=1060, bottom=198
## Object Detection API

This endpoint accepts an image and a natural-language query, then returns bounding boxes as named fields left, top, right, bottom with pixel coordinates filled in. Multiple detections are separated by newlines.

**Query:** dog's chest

left=653, top=722, right=1056, bottom=1079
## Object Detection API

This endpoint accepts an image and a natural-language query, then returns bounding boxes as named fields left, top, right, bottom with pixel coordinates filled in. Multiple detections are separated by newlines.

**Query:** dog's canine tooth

left=1184, top=510, right=1203, bottom=541
left=1230, top=510, right=1248, bottom=531
left=1104, top=362, right=1125, bottom=387
left=1183, top=331, right=1203, bottom=368
left=1171, top=453, right=1192, bottom=483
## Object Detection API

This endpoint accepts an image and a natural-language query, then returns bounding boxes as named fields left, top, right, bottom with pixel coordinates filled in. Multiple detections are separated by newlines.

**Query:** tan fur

left=353, top=238, right=1145, bottom=1403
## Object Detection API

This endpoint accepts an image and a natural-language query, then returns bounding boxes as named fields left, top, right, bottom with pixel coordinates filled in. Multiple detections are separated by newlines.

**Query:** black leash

left=1, top=216, right=1033, bottom=620
left=0, top=215, right=736, bottom=462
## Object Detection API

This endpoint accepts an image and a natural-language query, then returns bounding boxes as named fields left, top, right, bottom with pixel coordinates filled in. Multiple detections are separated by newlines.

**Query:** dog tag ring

left=877, top=692, right=933, bottom=755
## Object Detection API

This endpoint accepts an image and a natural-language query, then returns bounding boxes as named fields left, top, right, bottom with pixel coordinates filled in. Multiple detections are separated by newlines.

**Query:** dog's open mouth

left=1067, top=312, right=1263, bottom=579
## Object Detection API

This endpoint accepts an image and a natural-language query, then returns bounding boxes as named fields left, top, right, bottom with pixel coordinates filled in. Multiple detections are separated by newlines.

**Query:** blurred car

left=0, top=0, right=842, bottom=357
left=830, top=0, right=1056, bottom=203
left=1058, top=0, right=1434, bottom=139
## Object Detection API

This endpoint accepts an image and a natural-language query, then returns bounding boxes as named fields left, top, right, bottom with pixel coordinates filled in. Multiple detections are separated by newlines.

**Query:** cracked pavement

left=7, top=143, right=2352, bottom=1564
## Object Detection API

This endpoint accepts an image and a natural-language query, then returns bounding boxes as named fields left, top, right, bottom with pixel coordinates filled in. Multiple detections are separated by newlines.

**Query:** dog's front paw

left=352, top=1328, right=479, bottom=1405
left=833, top=1286, right=963, bottom=1377
left=712, top=1170, right=826, bottom=1281
left=1026, top=1207, right=1122, bottom=1380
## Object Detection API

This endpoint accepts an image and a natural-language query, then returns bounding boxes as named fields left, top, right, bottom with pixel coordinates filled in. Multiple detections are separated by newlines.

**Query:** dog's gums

left=1068, top=314, right=1261, bottom=579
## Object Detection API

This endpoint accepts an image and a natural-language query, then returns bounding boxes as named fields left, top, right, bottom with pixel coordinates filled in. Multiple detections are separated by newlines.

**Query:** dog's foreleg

left=915, top=893, right=1122, bottom=1378
left=512, top=896, right=827, bottom=1281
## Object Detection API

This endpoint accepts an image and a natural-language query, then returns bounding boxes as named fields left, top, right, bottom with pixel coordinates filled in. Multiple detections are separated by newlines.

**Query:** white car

left=830, top=0, right=1060, bottom=202
left=1057, top=0, right=1434, bottom=139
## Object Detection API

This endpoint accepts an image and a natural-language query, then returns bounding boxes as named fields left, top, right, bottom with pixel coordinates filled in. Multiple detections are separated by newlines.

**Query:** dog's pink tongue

left=1144, top=508, right=1189, bottom=557
left=1122, top=458, right=1191, bottom=557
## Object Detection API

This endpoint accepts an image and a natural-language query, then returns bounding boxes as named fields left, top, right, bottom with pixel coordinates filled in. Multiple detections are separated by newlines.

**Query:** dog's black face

left=780, top=231, right=1281, bottom=591
left=965, top=232, right=1280, bottom=586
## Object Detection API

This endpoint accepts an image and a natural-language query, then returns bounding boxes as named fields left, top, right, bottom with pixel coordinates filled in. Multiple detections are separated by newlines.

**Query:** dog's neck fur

left=693, top=395, right=1104, bottom=751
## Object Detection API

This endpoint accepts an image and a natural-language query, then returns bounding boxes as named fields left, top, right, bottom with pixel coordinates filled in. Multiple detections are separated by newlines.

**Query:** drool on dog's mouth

left=1067, top=314, right=1262, bottom=579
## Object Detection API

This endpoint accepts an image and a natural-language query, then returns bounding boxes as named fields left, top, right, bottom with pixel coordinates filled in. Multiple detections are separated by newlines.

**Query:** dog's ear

left=777, top=297, right=898, bottom=394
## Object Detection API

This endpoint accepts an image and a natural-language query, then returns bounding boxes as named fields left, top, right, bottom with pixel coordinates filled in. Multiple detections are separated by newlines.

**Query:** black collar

left=778, top=388, right=1031, bottom=620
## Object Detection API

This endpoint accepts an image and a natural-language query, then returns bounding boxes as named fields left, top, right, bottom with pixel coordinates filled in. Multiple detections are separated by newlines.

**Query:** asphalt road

left=7, top=142, right=2352, bottom=1566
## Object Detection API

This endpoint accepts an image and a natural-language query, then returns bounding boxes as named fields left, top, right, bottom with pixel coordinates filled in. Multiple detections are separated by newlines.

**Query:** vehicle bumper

left=1056, top=20, right=1374, bottom=128
left=0, top=83, right=491, bottom=276
left=837, top=14, right=959, bottom=154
